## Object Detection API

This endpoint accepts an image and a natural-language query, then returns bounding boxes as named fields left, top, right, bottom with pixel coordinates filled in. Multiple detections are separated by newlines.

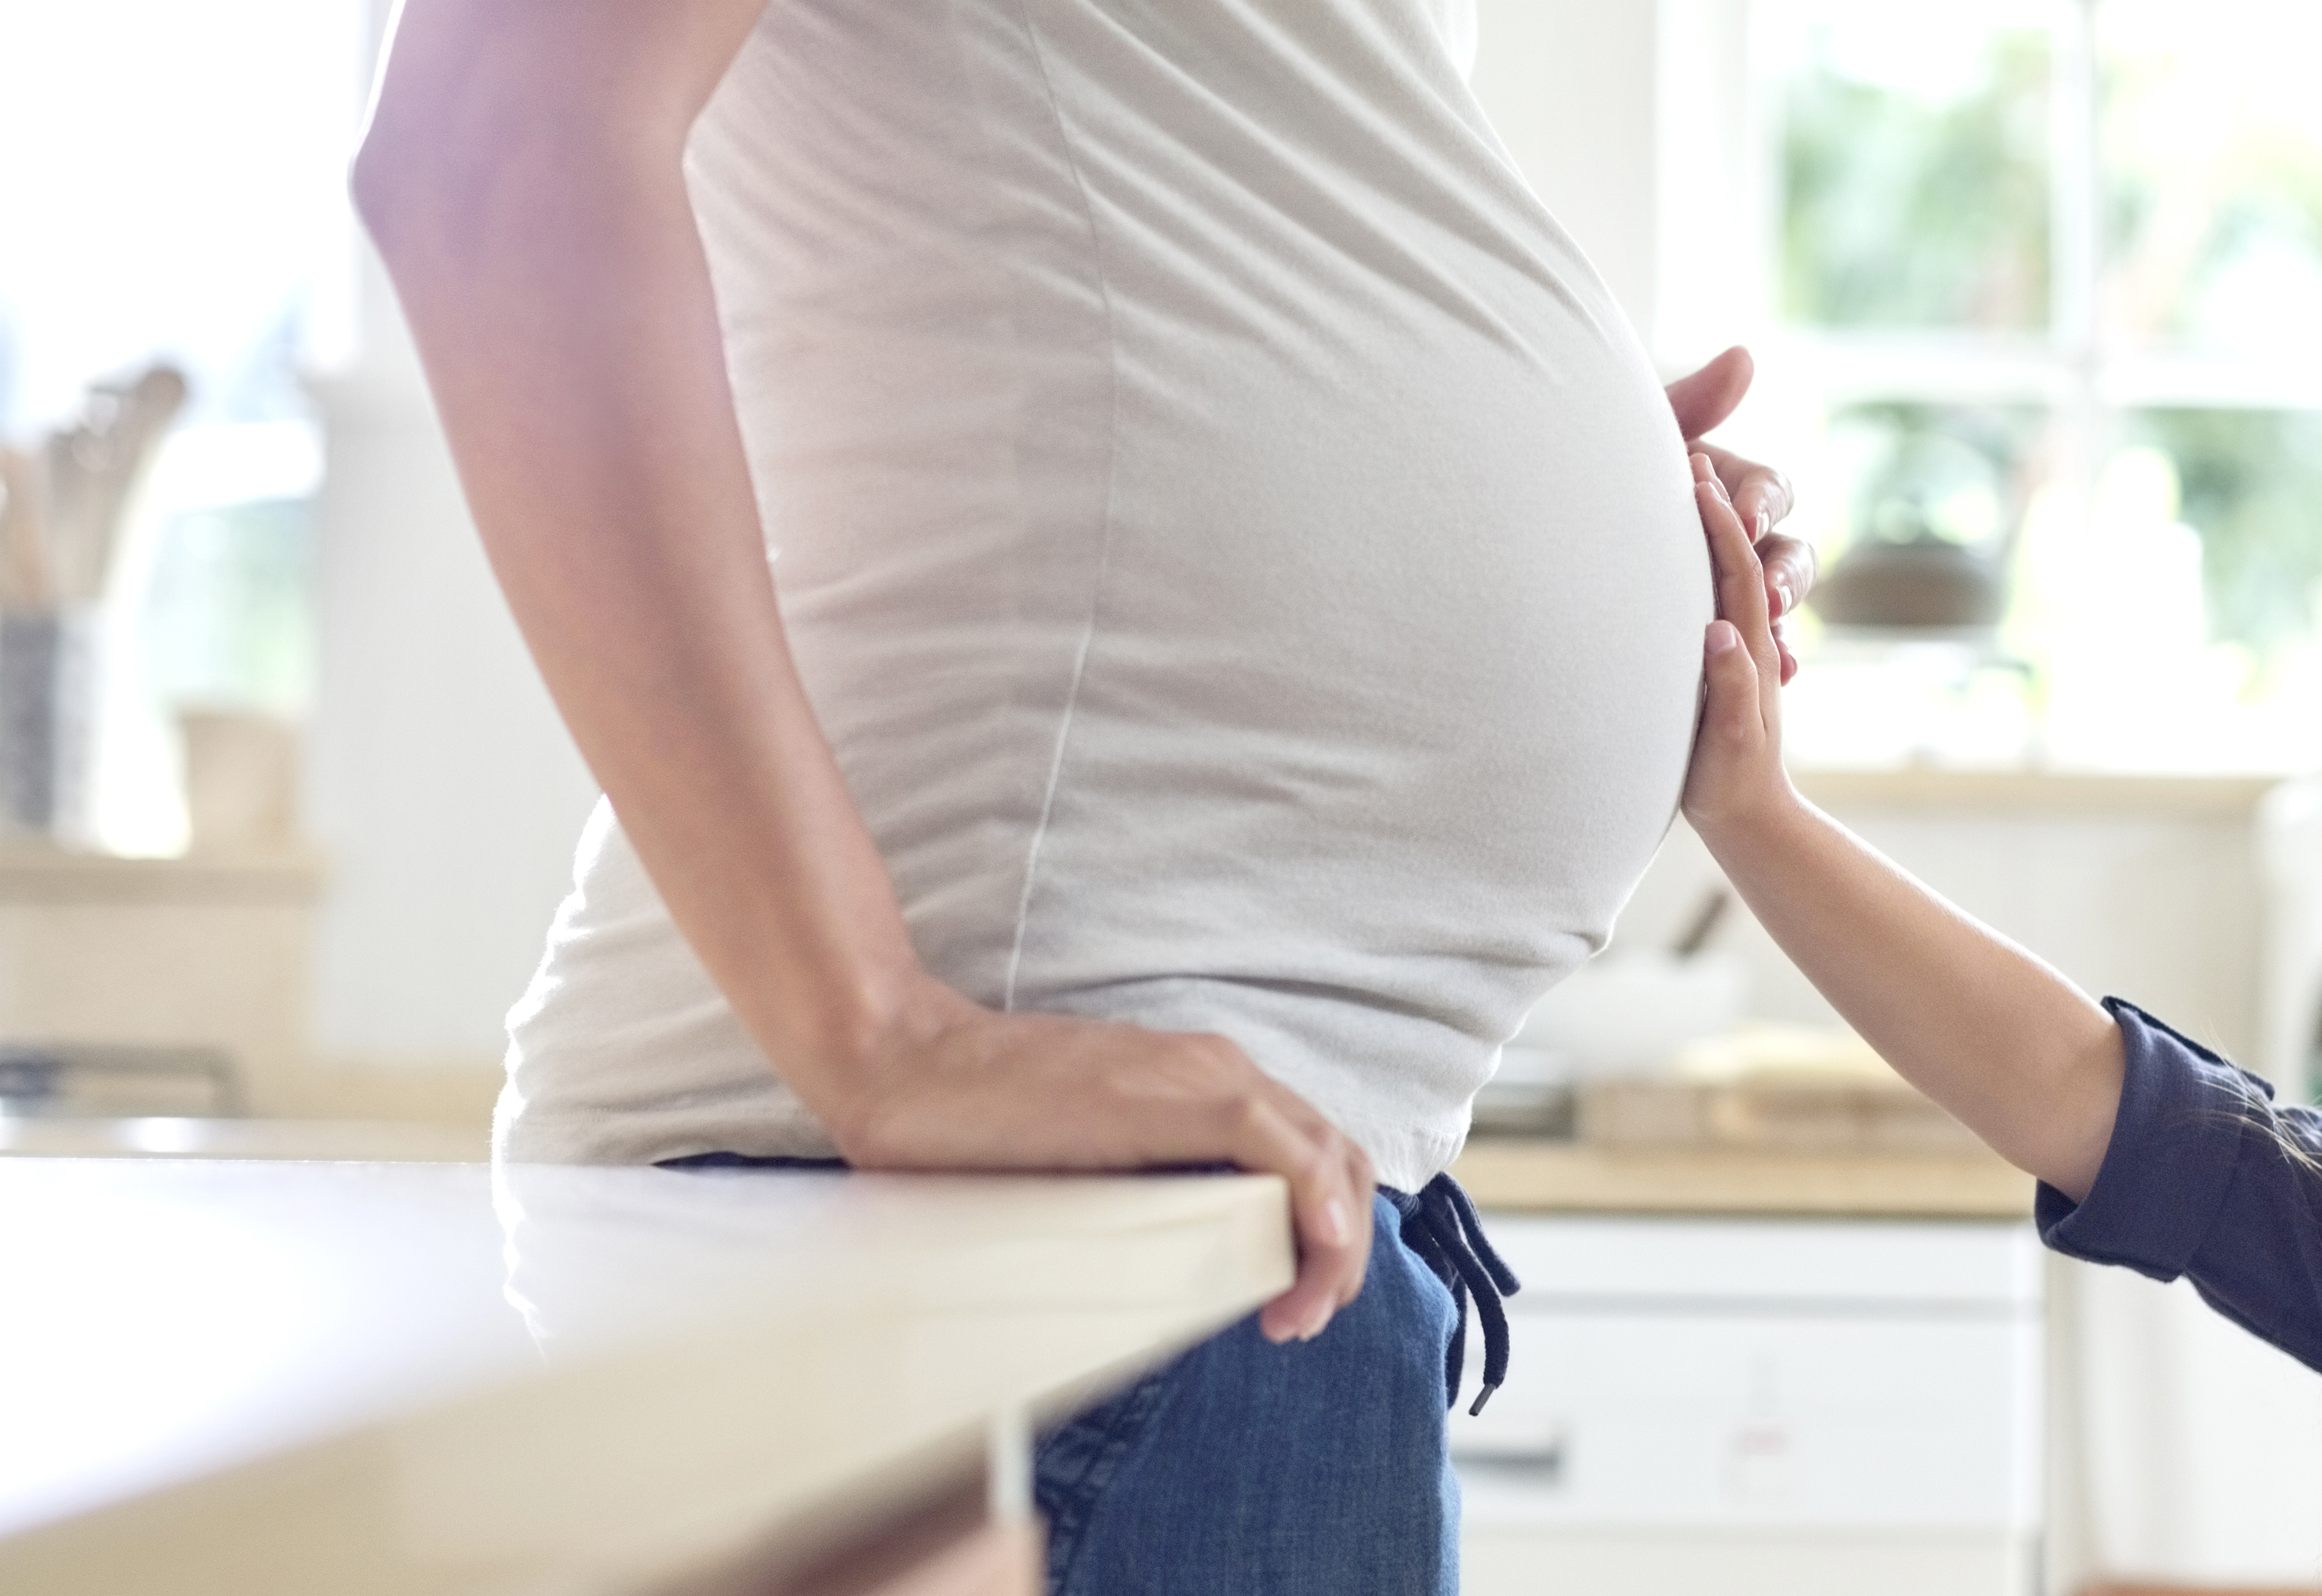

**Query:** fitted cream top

left=498, top=0, right=1710, bottom=1191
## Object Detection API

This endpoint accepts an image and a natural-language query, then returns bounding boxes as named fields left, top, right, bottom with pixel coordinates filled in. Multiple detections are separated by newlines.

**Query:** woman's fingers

left=1663, top=345, right=1804, bottom=639
left=1687, top=440, right=1806, bottom=635
left=1664, top=344, right=1805, bottom=683
left=1756, top=531, right=1816, bottom=620
left=1688, top=438, right=1797, bottom=552
left=1147, top=1051, right=1370, bottom=1342
left=1664, top=345, right=1754, bottom=439
left=1729, top=466, right=1797, bottom=554
left=1123, top=1039, right=1375, bottom=1338
left=1110, top=1037, right=1371, bottom=1341
left=1755, top=532, right=1814, bottom=685
left=1224, top=1086, right=1373, bottom=1343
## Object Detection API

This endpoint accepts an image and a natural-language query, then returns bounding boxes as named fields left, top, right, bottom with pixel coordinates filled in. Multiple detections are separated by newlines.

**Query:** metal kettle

left=1808, top=414, right=2024, bottom=631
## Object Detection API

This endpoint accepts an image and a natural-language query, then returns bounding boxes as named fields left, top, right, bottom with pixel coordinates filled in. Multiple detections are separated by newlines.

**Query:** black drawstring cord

left=1391, top=1172, right=1521, bottom=1416
left=1394, top=1201, right=1467, bottom=1399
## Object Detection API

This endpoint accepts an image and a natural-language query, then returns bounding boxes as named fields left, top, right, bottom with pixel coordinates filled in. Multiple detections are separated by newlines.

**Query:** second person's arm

left=1676, top=456, right=2124, bottom=1201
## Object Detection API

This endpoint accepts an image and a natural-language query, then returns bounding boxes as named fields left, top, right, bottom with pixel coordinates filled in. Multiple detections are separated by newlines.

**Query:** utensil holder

left=0, top=607, right=98, bottom=839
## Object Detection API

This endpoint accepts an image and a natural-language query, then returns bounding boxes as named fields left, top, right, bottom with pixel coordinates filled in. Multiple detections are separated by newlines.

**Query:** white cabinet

left=1456, top=1216, right=2043, bottom=1596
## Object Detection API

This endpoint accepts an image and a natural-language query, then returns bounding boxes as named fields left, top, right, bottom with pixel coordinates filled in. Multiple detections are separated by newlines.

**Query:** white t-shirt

left=497, top=0, right=1710, bottom=1192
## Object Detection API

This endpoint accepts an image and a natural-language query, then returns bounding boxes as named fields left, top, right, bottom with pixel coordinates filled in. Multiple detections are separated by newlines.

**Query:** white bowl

left=1514, top=952, right=1749, bottom=1080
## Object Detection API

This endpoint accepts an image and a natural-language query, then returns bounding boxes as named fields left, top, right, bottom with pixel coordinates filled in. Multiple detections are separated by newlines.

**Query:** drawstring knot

left=1389, top=1172, right=1520, bottom=1414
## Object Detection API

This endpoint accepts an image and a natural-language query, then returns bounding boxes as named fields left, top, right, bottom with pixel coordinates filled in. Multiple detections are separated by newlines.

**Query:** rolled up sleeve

left=2038, top=998, right=2322, bottom=1375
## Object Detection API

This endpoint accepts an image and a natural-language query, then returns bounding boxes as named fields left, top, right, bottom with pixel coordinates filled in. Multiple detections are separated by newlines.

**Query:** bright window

left=1744, top=0, right=2322, bottom=770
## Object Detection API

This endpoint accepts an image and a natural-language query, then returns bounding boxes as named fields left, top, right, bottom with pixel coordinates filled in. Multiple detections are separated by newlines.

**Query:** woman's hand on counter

left=835, top=975, right=1376, bottom=1345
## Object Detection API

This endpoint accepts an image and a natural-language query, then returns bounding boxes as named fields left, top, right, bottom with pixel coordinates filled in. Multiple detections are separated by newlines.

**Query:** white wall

left=1470, top=0, right=1766, bottom=373
left=303, top=240, right=596, bottom=1068
left=1471, top=0, right=1663, bottom=343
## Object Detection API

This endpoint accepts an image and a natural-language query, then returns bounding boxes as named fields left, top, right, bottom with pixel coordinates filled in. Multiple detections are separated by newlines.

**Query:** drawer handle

left=1458, top=1429, right=1567, bottom=1485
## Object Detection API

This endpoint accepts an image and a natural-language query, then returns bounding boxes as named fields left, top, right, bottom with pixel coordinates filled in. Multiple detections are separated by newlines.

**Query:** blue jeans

left=1032, top=1191, right=1461, bottom=1595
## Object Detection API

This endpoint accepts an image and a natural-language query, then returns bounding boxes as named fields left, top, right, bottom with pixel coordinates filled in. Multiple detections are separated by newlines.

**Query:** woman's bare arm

left=353, top=0, right=1373, bottom=1340
left=1678, top=457, right=2124, bottom=1200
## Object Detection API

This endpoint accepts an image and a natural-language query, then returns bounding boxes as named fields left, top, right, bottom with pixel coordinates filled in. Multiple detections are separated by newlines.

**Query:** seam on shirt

left=1001, top=1, right=1125, bottom=1013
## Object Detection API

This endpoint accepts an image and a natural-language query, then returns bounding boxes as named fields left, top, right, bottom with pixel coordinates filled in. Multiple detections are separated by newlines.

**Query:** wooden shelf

left=0, top=845, right=325, bottom=904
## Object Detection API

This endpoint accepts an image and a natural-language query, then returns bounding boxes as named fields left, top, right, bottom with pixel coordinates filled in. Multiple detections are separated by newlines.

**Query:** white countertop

left=0, top=1159, right=1289, bottom=1594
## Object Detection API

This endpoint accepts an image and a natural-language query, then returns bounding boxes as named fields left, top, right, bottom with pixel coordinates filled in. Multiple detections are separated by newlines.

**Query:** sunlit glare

left=0, top=1, right=366, bottom=434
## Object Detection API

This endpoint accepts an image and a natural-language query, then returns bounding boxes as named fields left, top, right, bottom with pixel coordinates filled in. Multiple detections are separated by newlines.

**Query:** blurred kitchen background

left=3, top=1, right=2319, bottom=1592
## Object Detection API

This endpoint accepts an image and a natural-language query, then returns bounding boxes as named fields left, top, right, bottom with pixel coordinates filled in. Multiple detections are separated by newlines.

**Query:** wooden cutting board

left=1579, top=1023, right=1986, bottom=1157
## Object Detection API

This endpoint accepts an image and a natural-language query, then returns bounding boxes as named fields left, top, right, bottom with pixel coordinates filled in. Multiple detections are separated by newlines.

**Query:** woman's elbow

left=350, top=0, right=749, bottom=263
left=348, top=14, right=559, bottom=267
left=347, top=45, right=506, bottom=267
left=348, top=116, right=432, bottom=258
left=352, top=78, right=669, bottom=275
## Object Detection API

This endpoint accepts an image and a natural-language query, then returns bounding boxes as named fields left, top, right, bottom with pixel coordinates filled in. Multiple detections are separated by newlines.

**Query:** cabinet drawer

left=1454, top=1308, right=2041, bottom=1530
left=1450, top=1215, right=2043, bottom=1533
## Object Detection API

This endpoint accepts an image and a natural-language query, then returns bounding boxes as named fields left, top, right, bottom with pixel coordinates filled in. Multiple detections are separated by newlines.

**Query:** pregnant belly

left=1066, top=314, right=1713, bottom=966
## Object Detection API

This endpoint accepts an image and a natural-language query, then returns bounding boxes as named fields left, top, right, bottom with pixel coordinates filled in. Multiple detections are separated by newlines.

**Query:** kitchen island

left=0, top=1158, right=1290, bottom=1595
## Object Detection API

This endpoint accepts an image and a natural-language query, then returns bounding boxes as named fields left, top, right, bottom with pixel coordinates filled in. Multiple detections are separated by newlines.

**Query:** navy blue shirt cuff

left=2037, top=998, right=2322, bottom=1374
left=2034, top=998, right=2256, bottom=1285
